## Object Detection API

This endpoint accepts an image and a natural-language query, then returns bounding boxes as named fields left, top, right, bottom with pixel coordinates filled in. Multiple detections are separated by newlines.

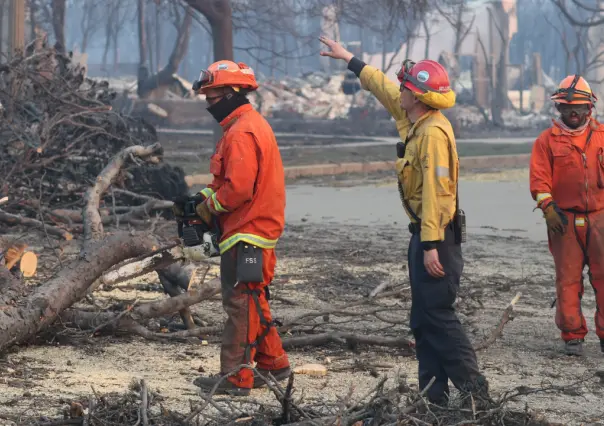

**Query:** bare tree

left=137, top=1, right=193, bottom=99
left=29, top=0, right=65, bottom=51
left=433, top=0, right=476, bottom=81
left=549, top=0, right=604, bottom=85
left=101, top=1, right=133, bottom=72
left=77, top=0, right=102, bottom=53
left=552, top=0, right=604, bottom=27
left=50, top=0, right=65, bottom=52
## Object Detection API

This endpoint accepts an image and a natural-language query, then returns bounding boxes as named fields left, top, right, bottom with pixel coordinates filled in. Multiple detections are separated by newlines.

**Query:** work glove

left=543, top=202, right=568, bottom=235
left=171, top=193, right=205, bottom=217
left=195, top=201, right=213, bottom=226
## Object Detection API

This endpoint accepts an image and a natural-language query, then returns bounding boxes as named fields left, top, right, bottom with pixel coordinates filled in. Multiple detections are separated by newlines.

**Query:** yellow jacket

left=359, top=65, right=459, bottom=243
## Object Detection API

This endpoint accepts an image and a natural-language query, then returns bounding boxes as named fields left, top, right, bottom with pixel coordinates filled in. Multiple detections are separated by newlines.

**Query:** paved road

left=157, top=127, right=536, bottom=147
left=284, top=179, right=546, bottom=242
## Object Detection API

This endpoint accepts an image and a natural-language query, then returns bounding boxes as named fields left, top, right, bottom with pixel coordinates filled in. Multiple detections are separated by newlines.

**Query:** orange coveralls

left=201, top=103, right=289, bottom=388
left=530, top=119, right=604, bottom=342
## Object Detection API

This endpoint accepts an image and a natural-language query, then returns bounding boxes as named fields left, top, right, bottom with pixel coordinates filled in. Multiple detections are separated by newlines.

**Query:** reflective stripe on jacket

left=358, top=65, right=458, bottom=242
left=204, top=104, right=286, bottom=254
left=530, top=118, right=604, bottom=213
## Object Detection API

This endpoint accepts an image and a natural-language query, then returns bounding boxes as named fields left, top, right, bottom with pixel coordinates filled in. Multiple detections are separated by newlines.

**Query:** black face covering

left=206, top=91, right=250, bottom=123
left=556, top=103, right=591, bottom=129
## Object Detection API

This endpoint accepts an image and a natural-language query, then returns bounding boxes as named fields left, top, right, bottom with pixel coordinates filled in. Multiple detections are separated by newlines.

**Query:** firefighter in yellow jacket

left=319, top=36, right=491, bottom=408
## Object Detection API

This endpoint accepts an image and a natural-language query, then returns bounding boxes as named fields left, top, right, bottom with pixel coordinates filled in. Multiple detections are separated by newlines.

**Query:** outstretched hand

left=318, top=35, right=354, bottom=63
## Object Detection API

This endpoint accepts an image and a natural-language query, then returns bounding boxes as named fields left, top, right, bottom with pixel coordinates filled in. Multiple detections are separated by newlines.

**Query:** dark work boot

left=193, top=374, right=251, bottom=396
left=459, top=375, right=494, bottom=411
left=600, top=339, right=604, bottom=354
left=564, top=339, right=584, bottom=356
left=253, top=366, right=291, bottom=388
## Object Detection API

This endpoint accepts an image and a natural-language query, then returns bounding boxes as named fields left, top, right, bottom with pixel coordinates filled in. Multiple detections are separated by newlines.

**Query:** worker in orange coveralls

left=174, top=60, right=290, bottom=395
left=530, top=74, right=604, bottom=356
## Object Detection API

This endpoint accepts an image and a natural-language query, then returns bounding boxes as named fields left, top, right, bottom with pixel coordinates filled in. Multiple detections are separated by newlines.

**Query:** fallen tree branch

left=369, top=281, right=391, bottom=298
left=99, top=244, right=184, bottom=288
left=0, top=209, right=73, bottom=240
left=82, top=143, right=163, bottom=244
left=59, top=277, right=221, bottom=337
left=0, top=233, right=160, bottom=353
left=282, top=332, right=415, bottom=352
left=474, top=292, right=522, bottom=351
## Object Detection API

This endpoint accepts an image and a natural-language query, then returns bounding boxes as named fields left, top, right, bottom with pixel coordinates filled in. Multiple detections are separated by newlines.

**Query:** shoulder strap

left=398, top=180, right=422, bottom=223
left=398, top=135, right=422, bottom=223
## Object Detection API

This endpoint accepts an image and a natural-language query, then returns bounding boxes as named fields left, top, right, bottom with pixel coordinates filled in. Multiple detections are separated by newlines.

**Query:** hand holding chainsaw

left=173, top=192, right=220, bottom=260
left=172, top=194, right=212, bottom=225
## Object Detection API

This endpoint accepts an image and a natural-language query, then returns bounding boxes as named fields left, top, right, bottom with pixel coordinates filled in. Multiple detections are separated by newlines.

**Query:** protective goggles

left=551, top=75, right=597, bottom=103
left=192, top=69, right=213, bottom=92
left=396, top=65, right=440, bottom=94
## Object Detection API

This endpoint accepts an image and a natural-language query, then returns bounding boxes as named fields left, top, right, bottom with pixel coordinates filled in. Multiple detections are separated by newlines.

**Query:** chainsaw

left=176, top=199, right=221, bottom=262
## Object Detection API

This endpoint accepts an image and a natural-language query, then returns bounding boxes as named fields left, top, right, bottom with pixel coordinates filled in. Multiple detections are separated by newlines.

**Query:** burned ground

left=1, top=199, right=603, bottom=424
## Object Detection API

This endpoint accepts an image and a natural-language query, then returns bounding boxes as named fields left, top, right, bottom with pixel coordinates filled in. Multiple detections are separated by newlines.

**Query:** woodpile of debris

left=0, top=45, right=188, bottom=239
left=11, top=372, right=568, bottom=425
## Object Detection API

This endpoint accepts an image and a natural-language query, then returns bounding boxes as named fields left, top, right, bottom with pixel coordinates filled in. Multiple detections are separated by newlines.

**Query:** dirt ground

left=1, top=169, right=604, bottom=425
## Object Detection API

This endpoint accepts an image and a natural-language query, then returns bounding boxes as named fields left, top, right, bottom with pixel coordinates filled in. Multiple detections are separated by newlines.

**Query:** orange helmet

left=551, top=75, right=597, bottom=105
left=192, top=60, right=259, bottom=94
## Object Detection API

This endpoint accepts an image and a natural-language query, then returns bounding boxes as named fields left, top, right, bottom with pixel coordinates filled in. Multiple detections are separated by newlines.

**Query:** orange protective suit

left=203, top=102, right=289, bottom=388
left=530, top=118, right=604, bottom=341
left=202, top=103, right=286, bottom=254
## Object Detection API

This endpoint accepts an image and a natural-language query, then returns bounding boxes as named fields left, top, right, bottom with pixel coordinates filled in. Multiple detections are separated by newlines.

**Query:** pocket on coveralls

left=401, top=152, right=419, bottom=199
left=550, top=143, right=575, bottom=168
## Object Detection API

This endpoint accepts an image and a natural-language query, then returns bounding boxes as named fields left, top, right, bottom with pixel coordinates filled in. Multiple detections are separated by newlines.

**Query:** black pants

left=408, top=223, right=486, bottom=403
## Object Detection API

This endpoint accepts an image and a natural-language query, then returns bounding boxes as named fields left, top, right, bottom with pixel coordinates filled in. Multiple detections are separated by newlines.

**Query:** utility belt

left=408, top=222, right=421, bottom=234
left=408, top=220, right=458, bottom=236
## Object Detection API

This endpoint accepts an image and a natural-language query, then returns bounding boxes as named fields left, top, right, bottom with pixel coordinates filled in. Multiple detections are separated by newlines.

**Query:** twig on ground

left=475, top=292, right=522, bottom=351
left=140, top=379, right=149, bottom=426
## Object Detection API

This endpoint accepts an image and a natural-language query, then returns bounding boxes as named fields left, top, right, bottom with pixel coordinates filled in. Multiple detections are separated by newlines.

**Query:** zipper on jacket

left=582, top=129, right=594, bottom=214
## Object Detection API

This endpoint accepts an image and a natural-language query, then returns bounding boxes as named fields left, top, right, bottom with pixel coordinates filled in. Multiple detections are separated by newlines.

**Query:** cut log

left=0, top=233, right=160, bottom=353
left=19, top=251, right=38, bottom=277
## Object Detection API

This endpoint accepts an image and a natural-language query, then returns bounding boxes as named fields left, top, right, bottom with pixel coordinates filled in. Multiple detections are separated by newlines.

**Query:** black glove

left=172, top=194, right=205, bottom=217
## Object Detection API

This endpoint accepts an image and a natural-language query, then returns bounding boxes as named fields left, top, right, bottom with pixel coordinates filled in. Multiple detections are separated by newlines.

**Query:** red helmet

left=192, top=60, right=259, bottom=94
left=397, top=60, right=451, bottom=95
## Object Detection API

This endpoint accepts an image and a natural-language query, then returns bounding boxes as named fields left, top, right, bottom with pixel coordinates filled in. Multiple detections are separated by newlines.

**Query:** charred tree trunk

left=137, top=0, right=147, bottom=66
left=51, top=0, right=66, bottom=52
left=155, top=2, right=162, bottom=71
left=101, top=11, right=112, bottom=70
left=28, top=0, right=38, bottom=43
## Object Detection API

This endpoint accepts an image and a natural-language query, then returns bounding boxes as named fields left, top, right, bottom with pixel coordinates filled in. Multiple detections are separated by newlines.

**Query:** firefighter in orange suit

left=530, top=75, right=604, bottom=356
left=174, top=60, right=290, bottom=395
